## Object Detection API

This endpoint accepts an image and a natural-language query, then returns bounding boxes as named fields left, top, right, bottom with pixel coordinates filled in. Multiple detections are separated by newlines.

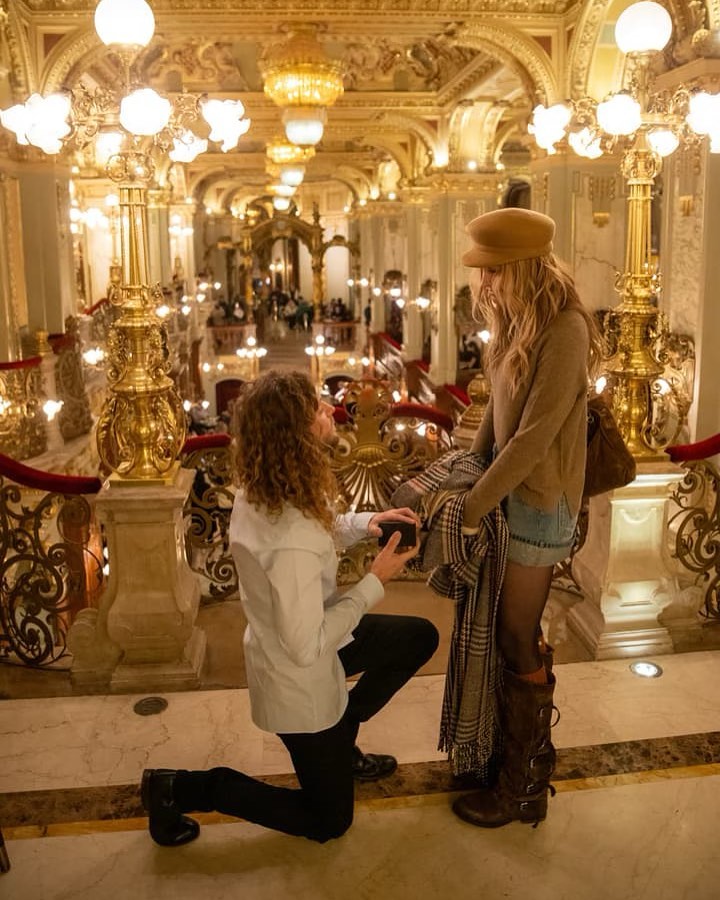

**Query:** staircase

left=259, top=317, right=313, bottom=375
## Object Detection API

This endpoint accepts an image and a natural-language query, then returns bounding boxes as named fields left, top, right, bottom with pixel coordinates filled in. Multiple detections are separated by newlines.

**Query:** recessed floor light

left=629, top=661, right=663, bottom=678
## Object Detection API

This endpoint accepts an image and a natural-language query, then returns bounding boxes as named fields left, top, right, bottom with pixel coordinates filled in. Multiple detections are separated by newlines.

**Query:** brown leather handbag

left=584, top=396, right=637, bottom=497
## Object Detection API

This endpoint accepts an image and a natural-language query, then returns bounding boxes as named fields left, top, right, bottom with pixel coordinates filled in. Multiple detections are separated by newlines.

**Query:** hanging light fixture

left=260, top=26, right=344, bottom=146
left=1, top=0, right=251, bottom=161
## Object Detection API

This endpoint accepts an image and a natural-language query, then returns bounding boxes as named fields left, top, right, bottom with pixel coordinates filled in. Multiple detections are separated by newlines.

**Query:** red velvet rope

left=0, top=451, right=102, bottom=495
left=0, top=356, right=42, bottom=371
left=84, top=298, right=110, bottom=315
left=666, top=433, right=720, bottom=462
left=442, top=383, right=471, bottom=406
left=49, top=334, right=74, bottom=352
left=390, top=402, right=454, bottom=432
left=181, top=433, right=232, bottom=454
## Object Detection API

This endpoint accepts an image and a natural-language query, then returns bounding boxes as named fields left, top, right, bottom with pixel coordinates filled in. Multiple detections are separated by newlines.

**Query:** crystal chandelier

left=260, top=26, right=344, bottom=146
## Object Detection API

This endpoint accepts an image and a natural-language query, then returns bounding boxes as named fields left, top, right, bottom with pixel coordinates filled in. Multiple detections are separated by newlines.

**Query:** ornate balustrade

left=666, top=434, right=720, bottom=621
left=49, top=322, right=94, bottom=442
left=0, top=357, right=47, bottom=460
left=208, top=323, right=255, bottom=355
left=0, top=452, right=103, bottom=666
left=371, top=332, right=405, bottom=382
left=180, top=433, right=238, bottom=604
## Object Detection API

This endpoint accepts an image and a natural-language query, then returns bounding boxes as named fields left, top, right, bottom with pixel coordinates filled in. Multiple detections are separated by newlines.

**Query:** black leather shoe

left=141, top=769, right=200, bottom=847
left=351, top=746, right=398, bottom=782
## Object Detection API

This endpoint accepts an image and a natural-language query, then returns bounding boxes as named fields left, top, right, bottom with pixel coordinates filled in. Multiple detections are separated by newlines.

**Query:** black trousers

left=173, top=613, right=439, bottom=843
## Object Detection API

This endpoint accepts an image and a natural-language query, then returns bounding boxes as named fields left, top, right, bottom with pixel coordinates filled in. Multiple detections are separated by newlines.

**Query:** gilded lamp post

left=529, top=0, right=719, bottom=459
left=0, top=0, right=251, bottom=478
left=95, top=151, right=186, bottom=480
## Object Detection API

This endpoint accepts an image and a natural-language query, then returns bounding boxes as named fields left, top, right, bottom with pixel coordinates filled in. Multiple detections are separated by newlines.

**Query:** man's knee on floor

left=308, top=807, right=354, bottom=843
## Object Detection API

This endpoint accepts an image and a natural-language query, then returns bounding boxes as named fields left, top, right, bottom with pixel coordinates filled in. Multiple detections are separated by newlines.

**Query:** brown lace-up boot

left=452, top=669, right=557, bottom=828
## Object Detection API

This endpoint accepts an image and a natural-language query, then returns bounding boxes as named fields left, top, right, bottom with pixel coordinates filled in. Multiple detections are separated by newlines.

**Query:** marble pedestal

left=69, top=466, right=206, bottom=693
left=569, top=461, right=685, bottom=659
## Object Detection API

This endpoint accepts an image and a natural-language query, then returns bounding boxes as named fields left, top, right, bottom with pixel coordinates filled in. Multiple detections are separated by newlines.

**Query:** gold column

left=604, top=132, right=667, bottom=460
left=95, top=152, right=186, bottom=480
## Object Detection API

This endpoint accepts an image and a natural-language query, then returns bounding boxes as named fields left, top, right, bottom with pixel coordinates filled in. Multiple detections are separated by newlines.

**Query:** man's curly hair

left=234, top=370, right=337, bottom=531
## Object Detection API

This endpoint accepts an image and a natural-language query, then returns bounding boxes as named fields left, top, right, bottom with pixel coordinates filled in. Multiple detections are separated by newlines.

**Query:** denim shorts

left=504, top=491, right=577, bottom=567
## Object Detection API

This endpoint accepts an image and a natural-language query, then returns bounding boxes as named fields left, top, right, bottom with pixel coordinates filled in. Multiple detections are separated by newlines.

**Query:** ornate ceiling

left=0, top=1, right=714, bottom=213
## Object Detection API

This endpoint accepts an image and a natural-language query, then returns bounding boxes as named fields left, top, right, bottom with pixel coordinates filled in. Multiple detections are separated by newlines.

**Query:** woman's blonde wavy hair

left=470, top=252, right=604, bottom=396
left=233, top=370, right=337, bottom=532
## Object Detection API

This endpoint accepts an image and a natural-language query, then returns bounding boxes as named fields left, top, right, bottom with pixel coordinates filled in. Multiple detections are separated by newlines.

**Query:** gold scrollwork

left=0, top=479, right=103, bottom=666
left=668, top=460, right=720, bottom=620
left=181, top=443, right=238, bottom=603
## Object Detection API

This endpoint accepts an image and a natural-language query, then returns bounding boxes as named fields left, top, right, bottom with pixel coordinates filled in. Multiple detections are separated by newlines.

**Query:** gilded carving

left=142, top=39, right=249, bottom=90
left=343, top=35, right=476, bottom=91
left=448, top=21, right=558, bottom=105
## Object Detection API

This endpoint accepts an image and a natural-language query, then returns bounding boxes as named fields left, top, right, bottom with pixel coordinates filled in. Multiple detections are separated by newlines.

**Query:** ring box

left=378, top=520, right=417, bottom=550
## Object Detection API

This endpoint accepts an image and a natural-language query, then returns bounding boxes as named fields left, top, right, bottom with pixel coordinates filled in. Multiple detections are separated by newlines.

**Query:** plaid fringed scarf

left=391, top=451, right=508, bottom=780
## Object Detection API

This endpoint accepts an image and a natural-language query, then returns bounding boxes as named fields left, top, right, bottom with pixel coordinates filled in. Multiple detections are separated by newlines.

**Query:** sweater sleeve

left=471, top=393, right=495, bottom=461
left=464, top=314, right=588, bottom=524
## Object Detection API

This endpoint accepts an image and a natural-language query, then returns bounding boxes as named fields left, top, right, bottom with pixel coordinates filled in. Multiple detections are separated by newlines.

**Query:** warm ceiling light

left=282, top=107, right=326, bottom=146
left=266, top=138, right=315, bottom=166
left=273, top=196, right=291, bottom=211
left=261, top=25, right=344, bottom=146
left=279, top=165, right=305, bottom=186
left=94, top=0, right=156, bottom=49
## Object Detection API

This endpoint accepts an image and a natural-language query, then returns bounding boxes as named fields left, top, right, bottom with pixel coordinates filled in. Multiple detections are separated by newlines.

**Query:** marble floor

left=2, top=647, right=720, bottom=899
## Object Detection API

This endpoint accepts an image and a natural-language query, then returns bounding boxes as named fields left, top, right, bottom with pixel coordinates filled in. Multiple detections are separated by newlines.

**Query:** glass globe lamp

left=283, top=107, right=326, bottom=146
left=596, top=93, right=642, bottom=136
left=615, top=1, right=672, bottom=54
left=94, top=0, right=156, bottom=49
left=120, top=88, right=171, bottom=135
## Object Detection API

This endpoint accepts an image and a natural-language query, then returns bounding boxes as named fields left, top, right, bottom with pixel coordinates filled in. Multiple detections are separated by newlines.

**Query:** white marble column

left=69, top=467, right=206, bottom=693
left=17, top=163, right=76, bottom=333
left=429, top=194, right=458, bottom=386
left=570, top=462, right=685, bottom=659
left=0, top=171, right=25, bottom=361
left=147, top=193, right=172, bottom=288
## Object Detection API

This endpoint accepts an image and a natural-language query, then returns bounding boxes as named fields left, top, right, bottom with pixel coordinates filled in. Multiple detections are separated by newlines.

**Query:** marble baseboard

left=3, top=731, right=719, bottom=833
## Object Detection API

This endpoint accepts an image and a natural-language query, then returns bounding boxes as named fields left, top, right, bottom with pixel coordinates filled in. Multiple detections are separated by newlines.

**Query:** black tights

left=497, top=561, right=554, bottom=675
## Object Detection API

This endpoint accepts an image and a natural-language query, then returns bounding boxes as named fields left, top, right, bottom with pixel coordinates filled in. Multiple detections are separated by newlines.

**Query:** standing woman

left=141, top=370, right=438, bottom=846
left=453, top=208, right=602, bottom=828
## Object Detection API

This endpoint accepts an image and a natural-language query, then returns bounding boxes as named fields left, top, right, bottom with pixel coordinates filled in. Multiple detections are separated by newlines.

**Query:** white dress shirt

left=229, top=492, right=384, bottom=734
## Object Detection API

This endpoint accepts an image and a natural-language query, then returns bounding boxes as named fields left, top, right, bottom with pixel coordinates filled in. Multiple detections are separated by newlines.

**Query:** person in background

left=141, top=370, right=438, bottom=846
left=452, top=208, right=602, bottom=829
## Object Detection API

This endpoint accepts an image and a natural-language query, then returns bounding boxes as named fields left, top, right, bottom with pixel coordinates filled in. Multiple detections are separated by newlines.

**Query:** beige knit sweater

left=465, top=308, right=589, bottom=524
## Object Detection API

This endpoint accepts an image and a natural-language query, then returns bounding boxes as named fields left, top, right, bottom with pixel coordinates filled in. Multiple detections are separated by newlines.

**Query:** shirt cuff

left=354, top=572, right=384, bottom=610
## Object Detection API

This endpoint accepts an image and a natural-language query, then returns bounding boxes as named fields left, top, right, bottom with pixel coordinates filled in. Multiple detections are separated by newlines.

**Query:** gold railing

left=330, top=380, right=454, bottom=512
left=0, top=357, right=47, bottom=460
left=666, top=440, right=720, bottom=621
left=180, top=434, right=238, bottom=603
left=0, top=453, right=104, bottom=666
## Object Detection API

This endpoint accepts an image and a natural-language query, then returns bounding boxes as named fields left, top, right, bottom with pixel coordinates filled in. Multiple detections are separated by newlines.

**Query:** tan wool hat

left=462, top=208, right=555, bottom=268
